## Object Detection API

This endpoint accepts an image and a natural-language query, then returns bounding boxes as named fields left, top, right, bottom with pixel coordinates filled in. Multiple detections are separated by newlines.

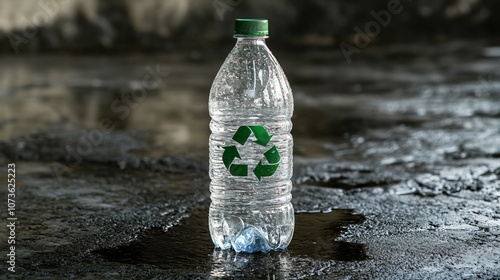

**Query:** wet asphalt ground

left=0, top=43, right=499, bottom=279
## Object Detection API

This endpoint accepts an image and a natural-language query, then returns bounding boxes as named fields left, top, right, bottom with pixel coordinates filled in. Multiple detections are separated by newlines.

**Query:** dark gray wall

left=1, top=0, right=499, bottom=53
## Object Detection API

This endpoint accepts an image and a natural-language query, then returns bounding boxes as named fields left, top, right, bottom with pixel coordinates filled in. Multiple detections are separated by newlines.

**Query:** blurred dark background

left=1, top=0, right=499, bottom=156
left=1, top=0, right=500, bottom=53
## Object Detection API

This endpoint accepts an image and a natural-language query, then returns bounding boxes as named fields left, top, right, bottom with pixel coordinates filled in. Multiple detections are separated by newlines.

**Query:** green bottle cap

left=234, top=19, right=268, bottom=36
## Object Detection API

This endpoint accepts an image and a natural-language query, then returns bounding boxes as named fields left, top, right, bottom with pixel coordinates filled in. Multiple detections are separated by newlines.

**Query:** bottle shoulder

left=209, top=41, right=293, bottom=115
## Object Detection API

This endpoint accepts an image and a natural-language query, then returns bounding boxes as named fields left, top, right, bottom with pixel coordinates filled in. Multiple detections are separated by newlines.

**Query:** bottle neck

left=234, top=35, right=268, bottom=45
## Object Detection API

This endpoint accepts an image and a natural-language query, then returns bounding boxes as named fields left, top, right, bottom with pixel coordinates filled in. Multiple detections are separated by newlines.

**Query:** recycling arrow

left=253, top=146, right=280, bottom=180
left=222, top=125, right=280, bottom=180
left=222, top=146, right=248, bottom=176
left=232, top=126, right=273, bottom=146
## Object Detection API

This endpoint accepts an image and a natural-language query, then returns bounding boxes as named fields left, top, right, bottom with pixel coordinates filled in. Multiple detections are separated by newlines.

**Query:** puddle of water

left=94, top=210, right=367, bottom=277
left=290, top=210, right=367, bottom=261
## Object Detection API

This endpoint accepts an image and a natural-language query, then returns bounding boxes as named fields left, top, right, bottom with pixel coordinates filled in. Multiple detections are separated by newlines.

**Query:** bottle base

left=218, top=226, right=289, bottom=253
left=209, top=203, right=294, bottom=253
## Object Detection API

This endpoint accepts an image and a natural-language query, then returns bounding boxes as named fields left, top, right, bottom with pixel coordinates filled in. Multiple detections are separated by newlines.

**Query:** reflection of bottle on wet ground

left=209, top=19, right=294, bottom=253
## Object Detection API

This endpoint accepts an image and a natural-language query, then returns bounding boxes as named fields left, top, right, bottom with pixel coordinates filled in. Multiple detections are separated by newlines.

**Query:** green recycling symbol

left=222, top=125, right=280, bottom=181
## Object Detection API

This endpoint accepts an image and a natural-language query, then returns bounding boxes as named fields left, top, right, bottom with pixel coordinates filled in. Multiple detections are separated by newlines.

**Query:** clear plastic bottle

left=209, top=19, right=294, bottom=253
